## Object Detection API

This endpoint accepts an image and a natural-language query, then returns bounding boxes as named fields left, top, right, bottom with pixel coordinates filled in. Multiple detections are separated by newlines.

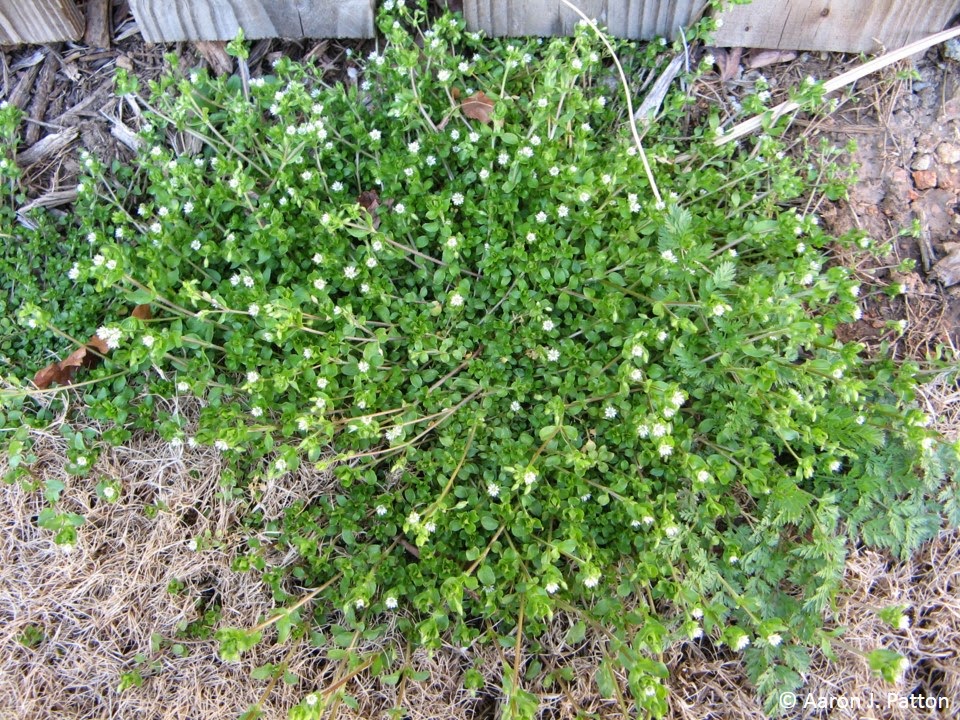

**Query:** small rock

left=913, top=169, right=938, bottom=190
left=938, top=166, right=960, bottom=192
left=912, top=154, right=933, bottom=171
left=936, top=142, right=960, bottom=165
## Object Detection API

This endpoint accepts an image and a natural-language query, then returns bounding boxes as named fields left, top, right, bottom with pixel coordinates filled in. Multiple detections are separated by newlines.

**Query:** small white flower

left=665, top=525, right=678, bottom=537
left=898, top=615, right=910, bottom=630
left=661, top=250, right=678, bottom=264
left=523, top=470, right=537, bottom=486
left=183, top=200, right=194, bottom=212
left=856, top=415, right=866, bottom=425
left=542, top=319, right=555, bottom=332
left=487, top=483, right=500, bottom=498
left=735, top=635, right=751, bottom=651
left=344, top=265, right=358, bottom=280
left=549, top=166, right=560, bottom=177
left=519, top=146, right=533, bottom=158
left=498, top=152, right=509, bottom=166
left=394, top=203, right=405, bottom=214
left=692, top=626, right=704, bottom=639
left=305, top=694, right=318, bottom=707
left=729, top=555, right=739, bottom=564
left=692, top=607, right=704, bottom=619
left=536, top=211, right=547, bottom=223
left=408, top=140, right=420, bottom=153
left=369, top=129, right=382, bottom=141
left=921, top=437, right=934, bottom=450
left=366, top=257, right=378, bottom=269
left=604, top=406, right=617, bottom=419
left=408, top=511, right=420, bottom=525
left=630, top=369, right=643, bottom=382
left=451, top=192, right=465, bottom=206
left=248, top=303, right=260, bottom=316
left=187, top=539, right=198, bottom=552
left=545, top=582, right=559, bottom=594
left=469, top=131, right=480, bottom=142
left=571, top=58, right=583, bottom=70
left=274, top=458, right=287, bottom=473
left=637, top=424, right=650, bottom=438
left=214, top=439, right=229, bottom=451
left=557, top=205, right=569, bottom=218
left=657, top=331, right=668, bottom=342
left=450, top=293, right=464, bottom=307
left=76, top=456, right=88, bottom=467
left=659, top=444, right=673, bottom=458
left=510, top=401, right=521, bottom=412
left=547, top=348, right=560, bottom=362
left=712, top=303, right=727, bottom=317
left=446, top=236, right=459, bottom=249
left=242, top=275, right=254, bottom=288
left=696, top=470, right=710, bottom=483
left=652, top=423, right=667, bottom=438
left=425, top=521, right=436, bottom=533
left=142, top=335, right=155, bottom=348
left=583, top=573, right=599, bottom=589
left=767, top=633, right=783, bottom=647
left=478, top=169, right=490, bottom=181
left=385, top=596, right=398, bottom=610
left=358, top=360, right=370, bottom=373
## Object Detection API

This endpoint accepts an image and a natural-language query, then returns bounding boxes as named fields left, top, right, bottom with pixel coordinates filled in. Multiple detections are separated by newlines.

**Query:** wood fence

left=1, top=0, right=959, bottom=52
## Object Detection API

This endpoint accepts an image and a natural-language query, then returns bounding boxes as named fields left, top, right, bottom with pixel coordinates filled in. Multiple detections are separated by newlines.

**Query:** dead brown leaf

left=461, top=91, right=495, bottom=125
left=744, top=49, right=798, bottom=70
left=358, top=190, right=381, bottom=230
left=131, top=304, right=152, bottom=320
left=31, top=332, right=112, bottom=390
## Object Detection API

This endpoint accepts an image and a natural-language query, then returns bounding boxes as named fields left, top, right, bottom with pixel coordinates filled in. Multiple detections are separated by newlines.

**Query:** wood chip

left=108, top=117, right=141, bottom=152
left=635, top=55, right=684, bottom=124
left=25, top=54, right=57, bottom=146
left=11, top=49, right=46, bottom=72
left=84, top=0, right=112, bottom=48
left=8, top=64, right=42, bottom=110
left=194, top=41, right=233, bottom=76
left=15, top=127, right=79, bottom=167
left=18, top=188, right=78, bottom=215
left=930, top=247, right=960, bottom=287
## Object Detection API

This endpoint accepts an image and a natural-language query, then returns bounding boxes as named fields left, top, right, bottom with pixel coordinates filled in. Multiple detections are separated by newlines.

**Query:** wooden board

left=463, top=0, right=708, bottom=39
left=129, top=0, right=376, bottom=41
left=713, top=0, right=960, bottom=53
left=0, top=0, right=84, bottom=44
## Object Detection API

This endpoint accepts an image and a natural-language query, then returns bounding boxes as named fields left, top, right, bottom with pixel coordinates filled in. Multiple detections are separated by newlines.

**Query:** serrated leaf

left=712, top=261, right=737, bottom=289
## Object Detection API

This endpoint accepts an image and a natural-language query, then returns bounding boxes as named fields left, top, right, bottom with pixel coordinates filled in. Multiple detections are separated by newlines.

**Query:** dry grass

left=2, top=413, right=959, bottom=720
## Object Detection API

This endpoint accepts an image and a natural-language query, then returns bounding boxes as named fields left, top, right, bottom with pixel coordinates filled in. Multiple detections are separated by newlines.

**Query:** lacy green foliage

left=2, top=3, right=958, bottom=717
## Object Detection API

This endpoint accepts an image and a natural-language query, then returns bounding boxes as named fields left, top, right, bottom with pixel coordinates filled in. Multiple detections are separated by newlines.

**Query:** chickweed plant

left=2, top=1, right=959, bottom=716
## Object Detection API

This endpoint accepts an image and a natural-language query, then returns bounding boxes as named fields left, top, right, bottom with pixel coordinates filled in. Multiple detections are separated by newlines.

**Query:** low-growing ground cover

left=1, top=2, right=958, bottom=718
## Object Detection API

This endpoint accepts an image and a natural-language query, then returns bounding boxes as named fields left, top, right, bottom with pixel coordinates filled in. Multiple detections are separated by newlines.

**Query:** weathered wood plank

left=713, top=0, right=960, bottom=53
left=0, top=0, right=84, bottom=44
left=129, top=0, right=376, bottom=42
left=463, top=0, right=707, bottom=39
